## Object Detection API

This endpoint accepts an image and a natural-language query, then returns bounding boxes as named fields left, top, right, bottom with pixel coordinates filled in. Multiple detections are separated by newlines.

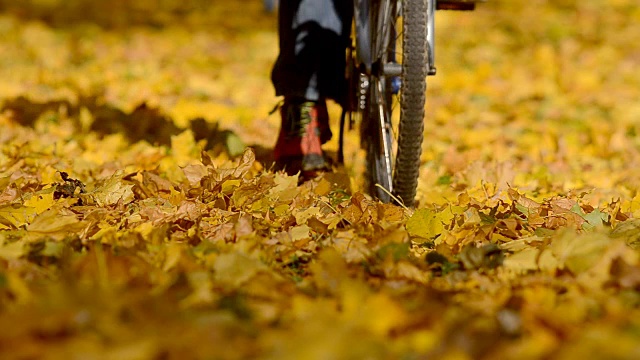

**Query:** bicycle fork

left=427, top=0, right=436, bottom=75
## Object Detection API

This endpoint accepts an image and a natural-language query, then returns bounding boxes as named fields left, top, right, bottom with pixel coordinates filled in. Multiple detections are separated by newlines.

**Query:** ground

left=1, top=0, right=640, bottom=359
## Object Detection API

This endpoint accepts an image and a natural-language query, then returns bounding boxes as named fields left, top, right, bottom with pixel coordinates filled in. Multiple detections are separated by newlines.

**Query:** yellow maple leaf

left=294, top=206, right=320, bottom=225
left=26, top=207, right=86, bottom=239
left=0, top=205, right=37, bottom=230
left=91, top=174, right=135, bottom=207
left=23, top=190, right=55, bottom=214
left=406, top=208, right=445, bottom=240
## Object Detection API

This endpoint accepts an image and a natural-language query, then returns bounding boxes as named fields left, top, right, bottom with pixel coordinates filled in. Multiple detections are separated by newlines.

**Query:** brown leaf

left=26, top=207, right=86, bottom=239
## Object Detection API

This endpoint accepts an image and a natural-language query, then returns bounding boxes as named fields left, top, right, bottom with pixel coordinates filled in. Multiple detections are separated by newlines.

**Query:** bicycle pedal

left=436, top=1, right=476, bottom=11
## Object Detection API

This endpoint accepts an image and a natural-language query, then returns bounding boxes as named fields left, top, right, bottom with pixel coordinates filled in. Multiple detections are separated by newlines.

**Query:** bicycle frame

left=353, top=0, right=437, bottom=76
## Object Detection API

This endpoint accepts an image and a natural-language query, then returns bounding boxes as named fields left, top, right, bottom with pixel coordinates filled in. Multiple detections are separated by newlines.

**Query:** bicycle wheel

left=362, top=0, right=428, bottom=206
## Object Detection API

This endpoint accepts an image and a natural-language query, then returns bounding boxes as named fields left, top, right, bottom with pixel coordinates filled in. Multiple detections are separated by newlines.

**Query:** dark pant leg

left=271, top=0, right=353, bottom=106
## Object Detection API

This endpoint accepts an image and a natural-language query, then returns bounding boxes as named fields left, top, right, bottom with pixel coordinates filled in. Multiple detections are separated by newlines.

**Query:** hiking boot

left=274, top=98, right=332, bottom=177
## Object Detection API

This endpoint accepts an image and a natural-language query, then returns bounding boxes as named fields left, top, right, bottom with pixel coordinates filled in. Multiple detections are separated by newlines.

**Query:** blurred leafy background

left=1, top=0, right=640, bottom=359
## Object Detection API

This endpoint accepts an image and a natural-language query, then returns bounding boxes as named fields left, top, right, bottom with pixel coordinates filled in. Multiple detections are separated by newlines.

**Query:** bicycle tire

left=394, top=0, right=428, bottom=205
left=363, top=0, right=428, bottom=206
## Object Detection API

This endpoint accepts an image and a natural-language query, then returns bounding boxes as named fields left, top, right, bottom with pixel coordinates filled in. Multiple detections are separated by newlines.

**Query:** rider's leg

left=271, top=0, right=353, bottom=176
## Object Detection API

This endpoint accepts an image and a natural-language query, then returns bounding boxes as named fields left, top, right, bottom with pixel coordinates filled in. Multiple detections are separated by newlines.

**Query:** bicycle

left=339, top=0, right=483, bottom=206
left=263, top=0, right=278, bottom=13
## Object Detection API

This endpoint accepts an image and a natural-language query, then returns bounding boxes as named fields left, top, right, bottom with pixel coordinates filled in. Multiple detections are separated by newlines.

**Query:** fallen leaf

left=406, top=208, right=445, bottom=240
left=213, top=252, right=267, bottom=289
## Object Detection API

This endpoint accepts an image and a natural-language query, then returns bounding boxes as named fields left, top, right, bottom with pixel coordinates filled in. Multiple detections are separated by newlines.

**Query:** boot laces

left=281, top=101, right=316, bottom=139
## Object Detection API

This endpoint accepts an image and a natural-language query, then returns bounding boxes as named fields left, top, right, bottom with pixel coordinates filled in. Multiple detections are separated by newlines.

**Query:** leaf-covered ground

left=1, top=0, right=640, bottom=358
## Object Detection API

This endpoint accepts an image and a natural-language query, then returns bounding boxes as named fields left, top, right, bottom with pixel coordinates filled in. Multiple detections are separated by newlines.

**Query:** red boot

left=274, top=98, right=332, bottom=177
